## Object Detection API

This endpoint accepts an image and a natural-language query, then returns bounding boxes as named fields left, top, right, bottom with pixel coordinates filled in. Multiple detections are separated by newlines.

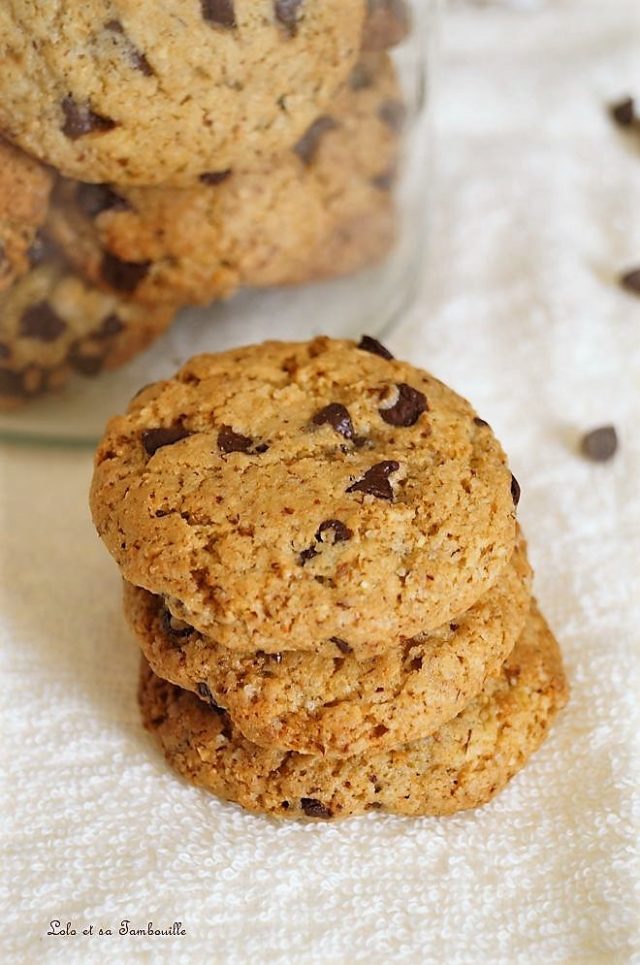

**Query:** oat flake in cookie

left=138, top=602, right=569, bottom=820
left=0, top=1, right=366, bottom=186
left=124, top=529, right=532, bottom=757
left=90, top=337, right=518, bottom=656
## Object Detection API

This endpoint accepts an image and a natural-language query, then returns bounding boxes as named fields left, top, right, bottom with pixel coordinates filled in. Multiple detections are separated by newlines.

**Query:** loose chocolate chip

left=0, top=343, right=10, bottom=360
left=379, top=383, right=427, bottom=427
left=510, top=474, right=521, bottom=507
left=294, top=116, right=338, bottom=165
left=105, top=19, right=153, bottom=75
left=358, top=335, right=394, bottom=360
left=316, top=519, right=353, bottom=543
left=331, top=637, right=353, bottom=655
left=609, top=96, right=635, bottom=127
left=218, top=424, right=268, bottom=454
left=275, top=0, right=304, bottom=36
left=199, top=170, right=232, bottom=186
left=76, top=182, right=129, bottom=217
left=96, top=313, right=124, bottom=338
left=620, top=267, right=640, bottom=296
left=101, top=252, right=151, bottom=293
left=61, top=96, right=117, bottom=139
left=27, top=232, right=56, bottom=266
left=299, top=545, right=318, bottom=566
left=371, top=167, right=397, bottom=191
left=68, top=345, right=105, bottom=376
left=141, top=425, right=192, bottom=456
left=201, top=0, right=236, bottom=27
left=473, top=416, right=489, bottom=428
left=580, top=425, right=618, bottom=462
left=346, top=460, right=400, bottom=500
left=312, top=403, right=354, bottom=439
left=161, top=608, right=193, bottom=638
left=378, top=99, right=406, bottom=132
left=300, top=797, right=332, bottom=819
left=20, top=302, right=66, bottom=342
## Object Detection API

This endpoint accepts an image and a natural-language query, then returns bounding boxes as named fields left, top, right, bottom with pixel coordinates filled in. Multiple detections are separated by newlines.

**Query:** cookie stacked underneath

left=90, top=336, right=568, bottom=821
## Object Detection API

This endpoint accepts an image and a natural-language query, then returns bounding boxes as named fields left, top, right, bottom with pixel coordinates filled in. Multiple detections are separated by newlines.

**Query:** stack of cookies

left=0, top=1, right=411, bottom=408
left=90, top=336, right=568, bottom=821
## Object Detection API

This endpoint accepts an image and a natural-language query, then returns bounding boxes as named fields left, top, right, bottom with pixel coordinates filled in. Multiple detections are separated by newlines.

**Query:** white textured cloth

left=2, top=1, right=639, bottom=962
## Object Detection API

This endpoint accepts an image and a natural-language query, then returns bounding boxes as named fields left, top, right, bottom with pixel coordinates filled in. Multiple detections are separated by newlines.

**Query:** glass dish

left=0, top=0, right=437, bottom=446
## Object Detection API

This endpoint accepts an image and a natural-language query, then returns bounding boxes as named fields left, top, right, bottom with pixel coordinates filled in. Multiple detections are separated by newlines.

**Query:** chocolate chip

left=96, top=313, right=124, bottom=338
left=161, top=608, right=193, bottom=639
left=101, top=252, right=151, bottom=293
left=299, top=545, right=318, bottom=566
left=346, top=460, right=399, bottom=500
left=275, top=0, right=304, bottom=36
left=510, top=474, right=521, bottom=506
left=218, top=425, right=268, bottom=455
left=105, top=19, right=153, bottom=75
left=0, top=343, right=10, bottom=360
left=201, top=0, right=236, bottom=27
left=199, top=170, right=232, bottom=186
left=20, top=302, right=66, bottom=342
left=620, top=267, right=640, bottom=296
left=312, top=403, right=354, bottom=439
left=316, top=519, right=353, bottom=543
left=580, top=425, right=618, bottom=462
left=609, top=96, right=635, bottom=127
left=473, top=416, right=489, bottom=428
left=294, top=116, right=338, bottom=165
left=349, top=62, right=374, bottom=90
left=372, top=167, right=397, bottom=191
left=379, top=383, right=427, bottom=427
left=195, top=682, right=224, bottom=713
left=27, top=232, right=56, bottom=266
left=357, top=335, right=394, bottom=360
left=300, top=797, right=332, bottom=819
left=141, top=425, right=192, bottom=456
left=0, top=368, right=30, bottom=398
left=61, top=96, right=117, bottom=139
left=76, top=182, right=129, bottom=218
left=378, top=99, right=406, bottom=132
left=331, top=637, right=353, bottom=655
left=68, top=345, right=105, bottom=376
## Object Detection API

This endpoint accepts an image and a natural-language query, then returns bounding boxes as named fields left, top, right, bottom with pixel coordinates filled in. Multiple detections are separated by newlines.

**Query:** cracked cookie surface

left=125, top=529, right=532, bottom=757
left=138, top=602, right=568, bottom=820
left=47, top=54, right=402, bottom=306
left=91, top=336, right=518, bottom=656
left=0, top=1, right=365, bottom=186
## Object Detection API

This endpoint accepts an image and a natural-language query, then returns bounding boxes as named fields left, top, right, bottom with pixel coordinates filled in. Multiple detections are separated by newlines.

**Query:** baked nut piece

left=0, top=255, right=174, bottom=409
left=138, top=602, right=569, bottom=820
left=362, top=0, right=411, bottom=52
left=125, top=530, right=532, bottom=757
left=0, top=1, right=366, bottom=187
left=47, top=54, right=403, bottom=306
left=0, top=139, right=54, bottom=293
left=90, top=337, right=518, bottom=656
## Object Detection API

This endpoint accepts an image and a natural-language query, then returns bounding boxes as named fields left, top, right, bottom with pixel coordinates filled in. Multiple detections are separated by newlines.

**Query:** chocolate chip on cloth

left=137, top=602, right=568, bottom=820
left=46, top=53, right=403, bottom=306
left=0, top=256, right=174, bottom=410
left=0, top=1, right=366, bottom=186
left=124, top=529, right=533, bottom=757
left=0, top=138, right=54, bottom=294
left=90, top=337, right=518, bottom=657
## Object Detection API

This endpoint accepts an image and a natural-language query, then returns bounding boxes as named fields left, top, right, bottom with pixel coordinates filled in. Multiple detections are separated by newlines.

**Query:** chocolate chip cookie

left=47, top=54, right=402, bottom=306
left=0, top=139, right=54, bottom=294
left=138, top=602, right=569, bottom=820
left=125, top=529, right=532, bottom=756
left=0, top=255, right=174, bottom=409
left=0, top=1, right=366, bottom=186
left=90, top=337, right=518, bottom=656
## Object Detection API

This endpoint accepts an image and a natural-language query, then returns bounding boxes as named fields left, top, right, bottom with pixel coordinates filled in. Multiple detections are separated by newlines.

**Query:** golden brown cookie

left=0, top=254, right=174, bottom=409
left=125, top=530, right=532, bottom=757
left=0, top=1, right=366, bottom=186
left=0, top=139, right=53, bottom=293
left=90, top=337, right=518, bottom=656
left=46, top=54, right=403, bottom=306
left=138, top=602, right=569, bottom=820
